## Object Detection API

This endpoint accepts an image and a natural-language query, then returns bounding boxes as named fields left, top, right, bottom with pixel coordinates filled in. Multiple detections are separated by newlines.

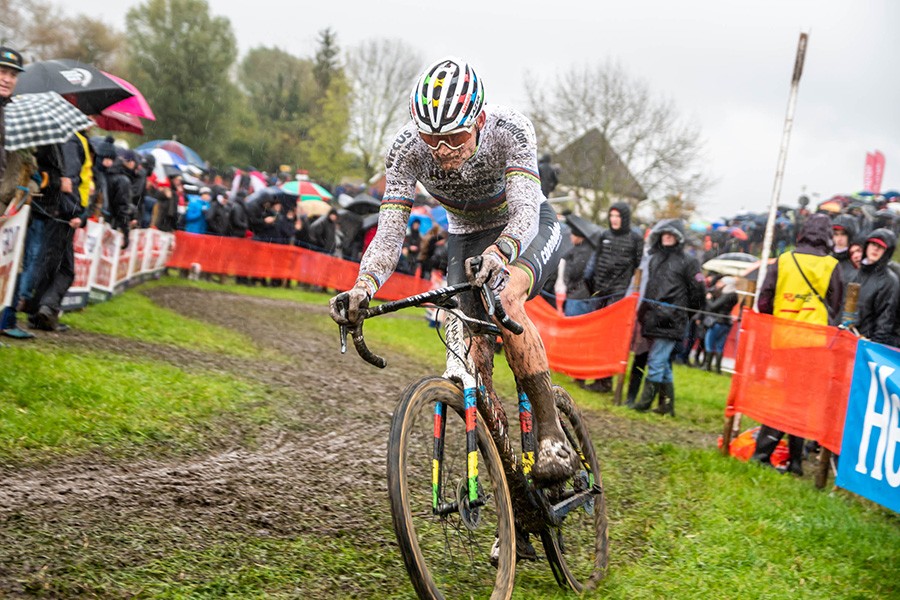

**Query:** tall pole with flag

left=755, top=32, right=809, bottom=310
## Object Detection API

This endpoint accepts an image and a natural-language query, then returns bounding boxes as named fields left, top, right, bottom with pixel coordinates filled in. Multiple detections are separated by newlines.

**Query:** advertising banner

left=836, top=340, right=900, bottom=513
left=0, top=205, right=30, bottom=308
left=65, top=222, right=103, bottom=310
left=92, top=226, right=121, bottom=300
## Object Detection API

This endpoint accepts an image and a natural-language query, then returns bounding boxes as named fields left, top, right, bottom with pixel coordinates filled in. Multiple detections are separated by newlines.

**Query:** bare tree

left=345, top=38, right=422, bottom=181
left=527, top=60, right=711, bottom=217
left=0, top=0, right=123, bottom=69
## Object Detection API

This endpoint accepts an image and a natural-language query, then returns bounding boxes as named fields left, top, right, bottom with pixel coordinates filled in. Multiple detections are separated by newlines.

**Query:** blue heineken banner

left=836, top=339, right=900, bottom=513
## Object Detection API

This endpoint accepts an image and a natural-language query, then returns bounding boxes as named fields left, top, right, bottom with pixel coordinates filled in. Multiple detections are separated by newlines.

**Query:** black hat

left=0, top=47, right=24, bottom=72
left=92, top=136, right=117, bottom=159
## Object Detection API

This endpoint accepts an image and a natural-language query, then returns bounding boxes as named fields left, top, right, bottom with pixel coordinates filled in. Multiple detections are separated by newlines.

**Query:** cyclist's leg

left=498, top=203, right=573, bottom=482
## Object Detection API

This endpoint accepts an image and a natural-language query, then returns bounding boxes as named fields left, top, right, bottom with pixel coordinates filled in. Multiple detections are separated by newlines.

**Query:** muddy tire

left=387, top=376, right=516, bottom=600
left=540, top=385, right=610, bottom=592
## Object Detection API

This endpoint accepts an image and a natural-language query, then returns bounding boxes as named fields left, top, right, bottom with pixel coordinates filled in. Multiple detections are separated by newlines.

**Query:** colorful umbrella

left=135, top=139, right=205, bottom=168
left=281, top=180, right=333, bottom=201
left=101, top=72, right=155, bottom=120
left=4, top=92, right=93, bottom=151
left=14, top=59, right=133, bottom=115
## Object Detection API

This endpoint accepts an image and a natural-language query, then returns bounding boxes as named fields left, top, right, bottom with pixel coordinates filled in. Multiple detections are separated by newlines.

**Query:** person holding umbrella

left=0, top=47, right=24, bottom=182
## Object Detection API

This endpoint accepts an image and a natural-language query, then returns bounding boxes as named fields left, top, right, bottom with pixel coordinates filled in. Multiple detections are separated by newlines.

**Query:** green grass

left=63, top=288, right=260, bottom=358
left=2, top=277, right=898, bottom=598
left=0, top=345, right=271, bottom=461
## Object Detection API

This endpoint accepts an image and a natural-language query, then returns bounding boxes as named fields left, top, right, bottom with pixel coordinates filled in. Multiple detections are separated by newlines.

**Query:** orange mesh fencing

left=725, top=311, right=858, bottom=453
left=169, top=233, right=638, bottom=376
left=526, top=294, right=638, bottom=380
left=168, top=232, right=431, bottom=301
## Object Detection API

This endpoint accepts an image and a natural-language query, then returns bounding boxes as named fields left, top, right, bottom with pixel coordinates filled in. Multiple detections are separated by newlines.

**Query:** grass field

left=0, top=277, right=897, bottom=599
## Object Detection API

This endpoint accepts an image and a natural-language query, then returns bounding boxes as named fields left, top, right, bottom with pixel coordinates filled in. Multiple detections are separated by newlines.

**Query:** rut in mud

left=0, top=286, right=714, bottom=597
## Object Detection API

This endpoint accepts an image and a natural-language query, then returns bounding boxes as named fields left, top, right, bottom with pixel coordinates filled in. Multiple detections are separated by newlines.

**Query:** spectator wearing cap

left=831, top=214, right=860, bottom=291
left=0, top=46, right=27, bottom=338
left=205, top=188, right=232, bottom=236
left=853, top=228, right=898, bottom=346
left=0, top=46, right=24, bottom=183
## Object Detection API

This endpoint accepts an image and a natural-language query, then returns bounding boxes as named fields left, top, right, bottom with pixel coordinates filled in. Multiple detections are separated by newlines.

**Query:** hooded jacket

left=831, top=213, right=859, bottom=285
left=854, top=228, right=898, bottom=345
left=586, top=202, right=644, bottom=302
left=638, top=219, right=706, bottom=340
left=758, top=213, right=843, bottom=325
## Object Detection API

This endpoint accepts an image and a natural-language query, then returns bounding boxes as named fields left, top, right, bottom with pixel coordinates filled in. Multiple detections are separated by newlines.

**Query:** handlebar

left=336, top=269, right=524, bottom=368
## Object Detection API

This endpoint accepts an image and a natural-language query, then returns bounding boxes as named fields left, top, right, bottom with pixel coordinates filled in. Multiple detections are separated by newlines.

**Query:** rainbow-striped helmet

left=410, top=57, right=485, bottom=134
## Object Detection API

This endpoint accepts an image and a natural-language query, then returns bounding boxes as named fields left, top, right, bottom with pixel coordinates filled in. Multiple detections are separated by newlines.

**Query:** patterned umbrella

left=281, top=180, right=333, bottom=201
left=4, top=92, right=92, bottom=151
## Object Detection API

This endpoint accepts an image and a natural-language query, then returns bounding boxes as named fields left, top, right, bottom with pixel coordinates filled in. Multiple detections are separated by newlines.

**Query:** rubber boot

left=625, top=366, right=644, bottom=408
left=786, top=435, right=805, bottom=476
left=714, top=352, right=723, bottom=374
left=632, top=380, right=659, bottom=412
left=703, top=351, right=714, bottom=372
left=653, top=382, right=675, bottom=416
left=750, top=425, right=784, bottom=465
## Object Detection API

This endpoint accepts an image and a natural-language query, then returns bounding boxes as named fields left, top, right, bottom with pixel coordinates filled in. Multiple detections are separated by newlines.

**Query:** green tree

left=124, top=0, right=239, bottom=165
left=238, top=46, right=318, bottom=171
left=305, top=74, right=356, bottom=185
left=313, top=28, right=340, bottom=93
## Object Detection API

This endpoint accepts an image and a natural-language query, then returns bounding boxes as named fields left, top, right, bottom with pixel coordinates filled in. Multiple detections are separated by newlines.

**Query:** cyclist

left=329, top=56, right=573, bottom=483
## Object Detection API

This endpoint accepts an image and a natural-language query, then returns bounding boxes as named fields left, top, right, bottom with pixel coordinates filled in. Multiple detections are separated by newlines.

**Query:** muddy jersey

left=356, top=105, right=544, bottom=295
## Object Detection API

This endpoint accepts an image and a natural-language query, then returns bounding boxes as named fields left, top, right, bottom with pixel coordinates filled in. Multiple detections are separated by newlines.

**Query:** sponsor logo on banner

left=836, top=339, right=900, bottom=513
left=0, top=205, right=30, bottom=308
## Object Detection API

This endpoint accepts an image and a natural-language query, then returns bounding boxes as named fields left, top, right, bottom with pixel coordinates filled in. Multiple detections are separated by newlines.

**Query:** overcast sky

left=70, top=0, right=900, bottom=219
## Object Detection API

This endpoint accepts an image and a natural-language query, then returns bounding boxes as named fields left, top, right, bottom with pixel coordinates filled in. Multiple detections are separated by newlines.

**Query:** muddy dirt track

left=0, top=286, right=713, bottom=598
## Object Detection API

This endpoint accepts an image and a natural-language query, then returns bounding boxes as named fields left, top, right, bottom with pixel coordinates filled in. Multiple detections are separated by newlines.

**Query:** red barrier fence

left=725, top=311, right=858, bottom=453
left=168, top=232, right=431, bottom=301
left=526, top=294, right=638, bottom=380
left=169, top=233, right=638, bottom=380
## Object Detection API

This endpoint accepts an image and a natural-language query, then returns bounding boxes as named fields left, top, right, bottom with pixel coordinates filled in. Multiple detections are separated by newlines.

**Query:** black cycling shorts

left=446, top=201, right=563, bottom=320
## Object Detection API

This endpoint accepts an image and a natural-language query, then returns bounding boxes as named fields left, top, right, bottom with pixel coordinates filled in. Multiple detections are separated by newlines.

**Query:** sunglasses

left=418, top=125, right=476, bottom=151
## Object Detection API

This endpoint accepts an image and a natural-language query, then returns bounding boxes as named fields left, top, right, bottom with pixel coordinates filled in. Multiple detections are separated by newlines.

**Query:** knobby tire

left=540, top=385, right=610, bottom=592
left=387, top=376, right=516, bottom=600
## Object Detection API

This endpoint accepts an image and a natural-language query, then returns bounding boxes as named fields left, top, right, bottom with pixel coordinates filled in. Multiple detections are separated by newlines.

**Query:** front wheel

left=387, top=376, right=516, bottom=600
left=540, top=385, right=610, bottom=592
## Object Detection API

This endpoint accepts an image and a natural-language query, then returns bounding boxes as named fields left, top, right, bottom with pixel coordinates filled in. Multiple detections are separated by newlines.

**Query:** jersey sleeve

left=496, top=113, right=541, bottom=262
left=355, top=130, right=418, bottom=296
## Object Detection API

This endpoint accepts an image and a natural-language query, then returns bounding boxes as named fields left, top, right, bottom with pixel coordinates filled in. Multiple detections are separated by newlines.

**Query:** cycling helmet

left=410, top=56, right=485, bottom=134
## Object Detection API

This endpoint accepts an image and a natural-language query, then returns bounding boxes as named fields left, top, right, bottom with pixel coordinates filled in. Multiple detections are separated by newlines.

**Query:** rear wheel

left=387, top=376, right=516, bottom=600
left=540, top=385, right=610, bottom=592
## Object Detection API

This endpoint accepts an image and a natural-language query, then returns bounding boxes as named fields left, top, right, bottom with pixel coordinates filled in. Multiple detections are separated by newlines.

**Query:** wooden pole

left=815, top=282, right=860, bottom=489
left=755, top=32, right=809, bottom=310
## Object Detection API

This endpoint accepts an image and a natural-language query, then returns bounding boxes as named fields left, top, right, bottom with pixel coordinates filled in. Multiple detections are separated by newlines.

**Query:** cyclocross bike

left=336, top=266, right=609, bottom=600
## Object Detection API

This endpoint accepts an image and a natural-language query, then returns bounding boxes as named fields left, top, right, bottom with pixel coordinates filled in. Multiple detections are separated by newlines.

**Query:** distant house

left=553, top=128, right=647, bottom=209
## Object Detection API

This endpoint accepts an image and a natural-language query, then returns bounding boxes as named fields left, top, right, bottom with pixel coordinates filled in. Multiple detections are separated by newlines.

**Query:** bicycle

left=336, top=267, right=609, bottom=599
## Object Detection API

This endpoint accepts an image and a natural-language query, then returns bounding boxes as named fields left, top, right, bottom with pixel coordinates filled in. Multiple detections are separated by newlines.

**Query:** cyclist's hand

left=330, top=285, right=370, bottom=326
left=465, top=251, right=509, bottom=293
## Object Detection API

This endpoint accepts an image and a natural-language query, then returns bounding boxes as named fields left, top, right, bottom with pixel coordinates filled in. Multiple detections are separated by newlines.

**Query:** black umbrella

left=345, top=193, right=381, bottom=215
left=564, top=213, right=603, bottom=248
left=14, top=59, right=133, bottom=115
